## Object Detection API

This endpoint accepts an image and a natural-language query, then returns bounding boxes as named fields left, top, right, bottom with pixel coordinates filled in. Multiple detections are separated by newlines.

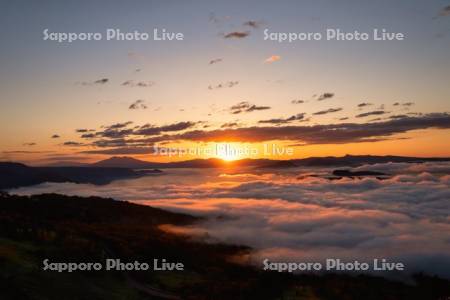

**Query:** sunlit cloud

left=264, top=55, right=281, bottom=63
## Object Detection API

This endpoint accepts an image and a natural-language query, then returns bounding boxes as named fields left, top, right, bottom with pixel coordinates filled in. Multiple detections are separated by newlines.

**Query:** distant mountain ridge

left=88, top=155, right=450, bottom=169
left=0, top=162, right=159, bottom=190
left=2, top=155, right=449, bottom=190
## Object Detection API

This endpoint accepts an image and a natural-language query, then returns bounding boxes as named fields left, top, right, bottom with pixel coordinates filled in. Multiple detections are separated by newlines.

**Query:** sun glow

left=215, top=143, right=245, bottom=161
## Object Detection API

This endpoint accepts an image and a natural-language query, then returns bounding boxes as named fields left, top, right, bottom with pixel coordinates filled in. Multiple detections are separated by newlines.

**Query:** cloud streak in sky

left=129, top=99, right=147, bottom=110
left=258, top=113, right=307, bottom=124
left=229, top=102, right=271, bottom=114
left=313, top=108, right=342, bottom=115
left=317, top=93, right=334, bottom=101
left=78, top=78, right=109, bottom=86
left=223, top=31, right=250, bottom=38
left=208, top=81, right=239, bottom=90
left=355, top=110, right=388, bottom=118
left=264, top=55, right=281, bottom=63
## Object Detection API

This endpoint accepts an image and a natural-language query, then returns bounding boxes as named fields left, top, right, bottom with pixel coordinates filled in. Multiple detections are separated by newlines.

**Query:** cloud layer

left=70, top=113, right=450, bottom=151
left=12, top=162, right=450, bottom=279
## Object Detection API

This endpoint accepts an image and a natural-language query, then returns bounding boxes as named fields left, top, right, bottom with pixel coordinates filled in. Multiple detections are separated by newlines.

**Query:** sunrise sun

left=215, top=143, right=244, bottom=161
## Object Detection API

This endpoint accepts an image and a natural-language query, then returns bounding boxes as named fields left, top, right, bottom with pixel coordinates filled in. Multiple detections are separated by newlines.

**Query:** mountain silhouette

left=2, top=155, right=450, bottom=190
left=0, top=162, right=159, bottom=190
left=89, top=155, right=450, bottom=169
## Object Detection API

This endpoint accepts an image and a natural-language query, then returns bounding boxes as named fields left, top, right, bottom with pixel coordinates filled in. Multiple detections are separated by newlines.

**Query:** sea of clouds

left=10, top=162, right=450, bottom=279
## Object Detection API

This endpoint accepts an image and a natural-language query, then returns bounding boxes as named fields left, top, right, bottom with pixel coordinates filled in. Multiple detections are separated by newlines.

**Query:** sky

left=0, top=0, right=450, bottom=165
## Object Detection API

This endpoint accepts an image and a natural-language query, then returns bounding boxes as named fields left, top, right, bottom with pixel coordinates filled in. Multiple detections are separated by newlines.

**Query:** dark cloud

left=135, top=121, right=199, bottom=136
left=81, top=133, right=96, bottom=139
left=389, top=115, right=409, bottom=120
left=209, top=58, right=223, bottom=65
left=79, top=78, right=109, bottom=86
left=317, top=93, right=334, bottom=101
left=229, top=101, right=271, bottom=114
left=97, top=128, right=134, bottom=139
left=313, top=108, right=342, bottom=115
left=91, top=122, right=134, bottom=140
left=68, top=113, right=450, bottom=150
left=221, top=122, right=240, bottom=128
left=51, top=134, right=60, bottom=139
left=95, top=78, right=108, bottom=84
left=76, top=129, right=94, bottom=133
left=2, top=150, right=49, bottom=154
left=223, top=31, right=250, bottom=38
left=129, top=99, right=147, bottom=110
left=104, top=121, right=133, bottom=130
left=208, top=81, right=239, bottom=90
left=393, top=102, right=414, bottom=107
left=63, top=141, right=84, bottom=146
left=355, top=110, right=388, bottom=118
left=291, top=99, right=305, bottom=104
left=369, top=118, right=383, bottom=122
left=164, top=113, right=450, bottom=145
left=357, top=102, right=373, bottom=108
left=122, top=80, right=154, bottom=87
left=23, top=142, right=36, bottom=146
left=86, top=121, right=197, bottom=143
left=258, top=113, right=307, bottom=125
left=338, top=117, right=349, bottom=121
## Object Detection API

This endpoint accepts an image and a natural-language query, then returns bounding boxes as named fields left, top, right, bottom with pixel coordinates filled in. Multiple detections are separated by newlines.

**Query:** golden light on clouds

left=264, top=55, right=281, bottom=63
